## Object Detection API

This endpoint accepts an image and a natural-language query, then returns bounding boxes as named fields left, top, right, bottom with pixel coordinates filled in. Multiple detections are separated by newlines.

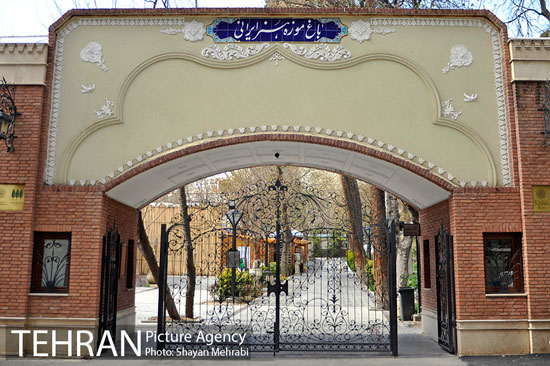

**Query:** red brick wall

left=0, top=86, right=44, bottom=317
left=30, top=187, right=105, bottom=318
left=1, top=181, right=139, bottom=320
left=419, top=200, right=450, bottom=313
left=102, top=197, right=139, bottom=312
left=513, top=81, right=550, bottom=320
left=450, top=188, right=526, bottom=320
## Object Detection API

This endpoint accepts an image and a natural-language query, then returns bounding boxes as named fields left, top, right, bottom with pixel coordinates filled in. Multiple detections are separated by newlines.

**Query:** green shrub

left=407, top=273, right=418, bottom=289
left=258, top=262, right=287, bottom=284
left=365, top=259, right=375, bottom=291
left=329, top=230, right=345, bottom=257
left=346, top=250, right=356, bottom=272
left=210, top=268, right=261, bottom=302
left=312, top=234, right=322, bottom=257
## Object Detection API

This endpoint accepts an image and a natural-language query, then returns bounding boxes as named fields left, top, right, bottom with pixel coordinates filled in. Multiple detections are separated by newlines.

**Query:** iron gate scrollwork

left=435, top=223, right=457, bottom=354
left=157, top=177, right=397, bottom=354
left=98, top=225, right=121, bottom=347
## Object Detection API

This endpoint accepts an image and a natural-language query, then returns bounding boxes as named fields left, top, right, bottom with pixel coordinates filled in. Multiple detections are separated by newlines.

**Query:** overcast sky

left=0, top=0, right=266, bottom=42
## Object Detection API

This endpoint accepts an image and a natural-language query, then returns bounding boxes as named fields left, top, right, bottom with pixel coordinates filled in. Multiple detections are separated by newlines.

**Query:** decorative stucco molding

left=201, top=43, right=270, bottom=60
left=80, top=41, right=108, bottom=71
left=0, top=43, right=46, bottom=54
left=283, top=43, right=351, bottom=62
left=349, top=20, right=395, bottom=43
left=45, top=16, right=511, bottom=187
left=269, top=52, right=285, bottom=66
left=93, top=98, right=114, bottom=119
left=81, top=83, right=95, bottom=94
left=370, top=18, right=510, bottom=186
left=442, top=44, right=473, bottom=74
left=59, top=51, right=497, bottom=188
left=160, top=20, right=206, bottom=42
left=64, top=125, right=475, bottom=189
left=464, top=93, right=478, bottom=103
left=441, top=99, right=462, bottom=120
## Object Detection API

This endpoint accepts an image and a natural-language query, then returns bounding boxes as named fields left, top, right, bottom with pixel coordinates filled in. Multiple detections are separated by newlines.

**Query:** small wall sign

left=533, top=185, right=550, bottom=212
left=0, top=184, right=24, bottom=211
left=207, top=18, right=347, bottom=43
left=402, top=223, right=421, bottom=236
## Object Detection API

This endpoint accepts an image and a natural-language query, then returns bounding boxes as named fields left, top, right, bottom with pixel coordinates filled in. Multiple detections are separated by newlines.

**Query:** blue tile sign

left=207, top=18, right=347, bottom=43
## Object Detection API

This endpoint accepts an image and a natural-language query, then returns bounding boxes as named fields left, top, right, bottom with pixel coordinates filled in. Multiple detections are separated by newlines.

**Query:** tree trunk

left=397, top=235, right=413, bottom=288
left=340, top=175, right=368, bottom=284
left=372, top=187, right=389, bottom=310
left=179, top=186, right=196, bottom=320
left=137, top=213, right=180, bottom=321
left=396, top=204, right=418, bottom=288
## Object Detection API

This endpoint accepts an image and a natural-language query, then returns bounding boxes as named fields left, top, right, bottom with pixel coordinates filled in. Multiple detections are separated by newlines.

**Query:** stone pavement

left=2, top=324, right=550, bottom=366
left=3, top=282, right=549, bottom=365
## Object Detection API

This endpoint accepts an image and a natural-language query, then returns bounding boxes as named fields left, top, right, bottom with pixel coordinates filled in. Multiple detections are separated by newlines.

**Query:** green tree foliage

left=347, top=250, right=356, bottom=271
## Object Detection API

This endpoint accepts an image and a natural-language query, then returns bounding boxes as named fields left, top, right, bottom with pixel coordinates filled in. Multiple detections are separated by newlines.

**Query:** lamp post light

left=225, top=200, right=243, bottom=300
left=0, top=77, right=17, bottom=153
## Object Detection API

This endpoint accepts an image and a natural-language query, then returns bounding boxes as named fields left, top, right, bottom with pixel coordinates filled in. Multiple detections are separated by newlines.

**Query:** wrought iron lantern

left=0, top=77, right=17, bottom=152
left=225, top=200, right=243, bottom=228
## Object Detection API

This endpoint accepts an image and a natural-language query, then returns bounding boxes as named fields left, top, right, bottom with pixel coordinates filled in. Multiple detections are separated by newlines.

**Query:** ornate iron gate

left=435, top=224, right=457, bottom=354
left=157, top=178, right=397, bottom=354
left=98, top=226, right=121, bottom=346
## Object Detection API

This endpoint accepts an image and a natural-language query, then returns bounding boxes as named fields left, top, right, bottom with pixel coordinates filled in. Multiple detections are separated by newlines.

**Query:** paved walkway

left=4, top=262, right=550, bottom=365
left=3, top=323, right=550, bottom=365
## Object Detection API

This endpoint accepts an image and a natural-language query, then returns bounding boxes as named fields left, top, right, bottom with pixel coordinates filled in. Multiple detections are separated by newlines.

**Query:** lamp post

left=268, top=178, right=287, bottom=351
left=0, top=77, right=17, bottom=152
left=225, top=200, right=243, bottom=300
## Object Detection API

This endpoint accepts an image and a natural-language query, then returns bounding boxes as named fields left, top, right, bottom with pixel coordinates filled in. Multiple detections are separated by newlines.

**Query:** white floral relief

left=80, top=84, right=95, bottom=94
left=201, top=43, right=270, bottom=60
left=45, top=17, right=511, bottom=187
left=464, top=93, right=478, bottom=102
left=283, top=43, right=351, bottom=62
left=93, top=98, right=114, bottom=119
left=442, top=44, right=473, bottom=74
left=80, top=41, right=108, bottom=71
left=441, top=99, right=462, bottom=120
left=349, top=20, right=395, bottom=43
left=160, top=20, right=206, bottom=42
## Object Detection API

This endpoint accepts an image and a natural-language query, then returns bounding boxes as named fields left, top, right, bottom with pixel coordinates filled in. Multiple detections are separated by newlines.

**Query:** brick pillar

left=0, top=86, right=44, bottom=317
left=513, top=81, right=550, bottom=353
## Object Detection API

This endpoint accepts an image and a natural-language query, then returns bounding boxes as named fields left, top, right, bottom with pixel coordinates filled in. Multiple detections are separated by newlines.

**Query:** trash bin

left=398, top=287, right=415, bottom=321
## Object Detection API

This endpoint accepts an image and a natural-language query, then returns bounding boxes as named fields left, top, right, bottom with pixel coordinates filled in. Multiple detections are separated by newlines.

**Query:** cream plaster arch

left=103, top=138, right=452, bottom=210
left=58, top=47, right=497, bottom=187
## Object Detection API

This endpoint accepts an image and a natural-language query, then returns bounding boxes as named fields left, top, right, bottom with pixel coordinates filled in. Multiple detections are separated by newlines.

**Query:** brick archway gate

left=4, top=7, right=550, bottom=358
left=104, top=136, right=453, bottom=356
